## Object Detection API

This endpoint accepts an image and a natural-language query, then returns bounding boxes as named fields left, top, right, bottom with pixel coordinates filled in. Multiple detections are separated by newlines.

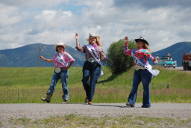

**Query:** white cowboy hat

left=55, top=42, right=65, bottom=51
left=87, top=33, right=98, bottom=41
left=89, top=33, right=97, bottom=37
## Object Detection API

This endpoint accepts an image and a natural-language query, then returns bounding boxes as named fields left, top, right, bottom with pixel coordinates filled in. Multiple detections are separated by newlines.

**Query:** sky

left=0, top=0, right=191, bottom=51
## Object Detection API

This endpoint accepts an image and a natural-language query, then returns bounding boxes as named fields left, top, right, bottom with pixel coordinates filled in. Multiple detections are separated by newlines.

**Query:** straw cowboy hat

left=56, top=42, right=65, bottom=51
left=135, top=37, right=149, bottom=45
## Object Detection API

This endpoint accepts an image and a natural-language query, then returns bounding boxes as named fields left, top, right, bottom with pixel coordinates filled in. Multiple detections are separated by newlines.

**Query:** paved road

left=164, top=66, right=191, bottom=72
left=0, top=103, right=191, bottom=120
left=175, top=67, right=183, bottom=70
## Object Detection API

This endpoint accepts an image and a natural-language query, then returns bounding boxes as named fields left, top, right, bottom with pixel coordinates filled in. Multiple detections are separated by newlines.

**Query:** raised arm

left=147, top=51, right=158, bottom=63
left=39, top=56, right=53, bottom=63
left=123, top=36, right=132, bottom=56
left=149, top=53, right=156, bottom=62
left=75, top=33, right=84, bottom=52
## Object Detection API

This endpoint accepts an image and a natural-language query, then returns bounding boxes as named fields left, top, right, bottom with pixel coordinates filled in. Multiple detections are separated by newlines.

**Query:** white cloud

left=0, top=0, right=68, bottom=7
left=0, top=4, right=21, bottom=26
left=35, top=10, right=73, bottom=22
left=0, top=0, right=191, bottom=51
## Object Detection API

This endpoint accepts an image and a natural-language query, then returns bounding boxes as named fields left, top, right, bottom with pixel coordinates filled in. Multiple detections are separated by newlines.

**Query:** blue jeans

left=128, top=69, right=152, bottom=107
left=47, top=70, right=69, bottom=101
left=82, top=61, right=101, bottom=101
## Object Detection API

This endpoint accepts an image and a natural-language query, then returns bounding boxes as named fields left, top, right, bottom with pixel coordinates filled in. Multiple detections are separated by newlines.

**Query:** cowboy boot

left=41, top=93, right=52, bottom=103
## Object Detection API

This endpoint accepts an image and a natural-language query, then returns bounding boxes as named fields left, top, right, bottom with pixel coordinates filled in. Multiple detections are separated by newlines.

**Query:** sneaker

left=41, top=97, right=50, bottom=103
left=141, top=105, right=151, bottom=108
left=62, top=100, right=69, bottom=104
left=126, top=103, right=135, bottom=108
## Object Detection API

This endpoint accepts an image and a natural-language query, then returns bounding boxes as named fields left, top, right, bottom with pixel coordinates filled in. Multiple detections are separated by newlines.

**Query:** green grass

left=0, top=67, right=191, bottom=103
left=6, top=115, right=191, bottom=128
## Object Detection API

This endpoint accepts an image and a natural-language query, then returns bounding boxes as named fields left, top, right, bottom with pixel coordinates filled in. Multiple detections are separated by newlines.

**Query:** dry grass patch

left=6, top=115, right=191, bottom=128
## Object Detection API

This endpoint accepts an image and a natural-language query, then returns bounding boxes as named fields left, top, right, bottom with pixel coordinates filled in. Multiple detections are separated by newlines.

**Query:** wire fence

left=1, top=87, right=191, bottom=103
left=0, top=87, right=129, bottom=103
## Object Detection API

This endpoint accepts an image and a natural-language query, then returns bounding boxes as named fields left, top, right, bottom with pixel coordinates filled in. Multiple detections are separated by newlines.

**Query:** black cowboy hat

left=135, top=37, right=149, bottom=45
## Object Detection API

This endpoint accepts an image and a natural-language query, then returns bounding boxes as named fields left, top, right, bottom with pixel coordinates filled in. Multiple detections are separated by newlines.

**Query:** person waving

left=124, top=37, right=159, bottom=108
left=75, top=33, right=106, bottom=105
left=40, top=43, right=75, bottom=103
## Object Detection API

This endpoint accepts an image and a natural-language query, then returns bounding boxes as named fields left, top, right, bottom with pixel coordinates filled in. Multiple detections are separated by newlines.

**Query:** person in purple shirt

left=40, top=43, right=75, bottom=103
left=75, top=33, right=106, bottom=105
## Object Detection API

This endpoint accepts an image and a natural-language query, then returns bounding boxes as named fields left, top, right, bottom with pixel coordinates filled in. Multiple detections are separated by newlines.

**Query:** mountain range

left=0, top=43, right=85, bottom=67
left=0, top=42, right=191, bottom=67
left=153, top=42, right=191, bottom=66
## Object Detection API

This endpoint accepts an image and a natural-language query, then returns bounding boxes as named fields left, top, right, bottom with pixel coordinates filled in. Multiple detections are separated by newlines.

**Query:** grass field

left=0, top=67, right=191, bottom=103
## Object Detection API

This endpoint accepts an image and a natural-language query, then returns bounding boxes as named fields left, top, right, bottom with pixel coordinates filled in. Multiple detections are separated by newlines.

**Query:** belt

left=87, top=58, right=96, bottom=63
left=54, top=67, right=67, bottom=73
left=134, top=65, right=145, bottom=70
left=60, top=67, right=67, bottom=70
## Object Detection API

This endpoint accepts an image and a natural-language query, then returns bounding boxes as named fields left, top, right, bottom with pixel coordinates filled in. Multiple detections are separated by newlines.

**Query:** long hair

left=143, top=43, right=149, bottom=49
left=95, top=36, right=102, bottom=46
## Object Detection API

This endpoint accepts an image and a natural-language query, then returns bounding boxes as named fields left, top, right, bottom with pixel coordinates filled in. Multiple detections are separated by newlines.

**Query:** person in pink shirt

left=124, top=37, right=159, bottom=108
left=40, top=43, right=75, bottom=103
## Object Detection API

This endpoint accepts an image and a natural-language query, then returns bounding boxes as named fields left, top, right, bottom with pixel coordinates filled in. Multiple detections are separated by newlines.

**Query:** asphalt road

left=0, top=103, right=191, bottom=120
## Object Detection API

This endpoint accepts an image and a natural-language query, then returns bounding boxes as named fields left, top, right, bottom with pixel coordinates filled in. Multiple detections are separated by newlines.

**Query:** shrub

left=107, top=39, right=136, bottom=74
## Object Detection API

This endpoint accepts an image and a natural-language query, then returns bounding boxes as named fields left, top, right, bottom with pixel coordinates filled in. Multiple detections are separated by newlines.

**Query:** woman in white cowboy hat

left=75, top=33, right=106, bottom=105
left=40, top=43, right=75, bottom=103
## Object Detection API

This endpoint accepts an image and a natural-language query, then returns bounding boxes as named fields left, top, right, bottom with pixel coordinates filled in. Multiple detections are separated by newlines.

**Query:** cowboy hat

left=88, top=33, right=97, bottom=39
left=56, top=42, right=65, bottom=51
left=89, top=33, right=97, bottom=38
left=135, top=37, right=149, bottom=45
left=87, top=33, right=97, bottom=42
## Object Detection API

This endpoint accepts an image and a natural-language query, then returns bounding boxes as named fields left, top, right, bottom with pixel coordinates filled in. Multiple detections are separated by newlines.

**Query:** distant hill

left=0, top=42, right=191, bottom=67
left=0, top=43, right=85, bottom=67
left=153, top=42, right=191, bottom=66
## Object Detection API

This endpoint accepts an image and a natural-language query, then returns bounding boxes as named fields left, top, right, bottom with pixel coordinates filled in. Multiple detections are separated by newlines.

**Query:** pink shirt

left=124, top=47, right=155, bottom=67
left=53, top=52, right=75, bottom=68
